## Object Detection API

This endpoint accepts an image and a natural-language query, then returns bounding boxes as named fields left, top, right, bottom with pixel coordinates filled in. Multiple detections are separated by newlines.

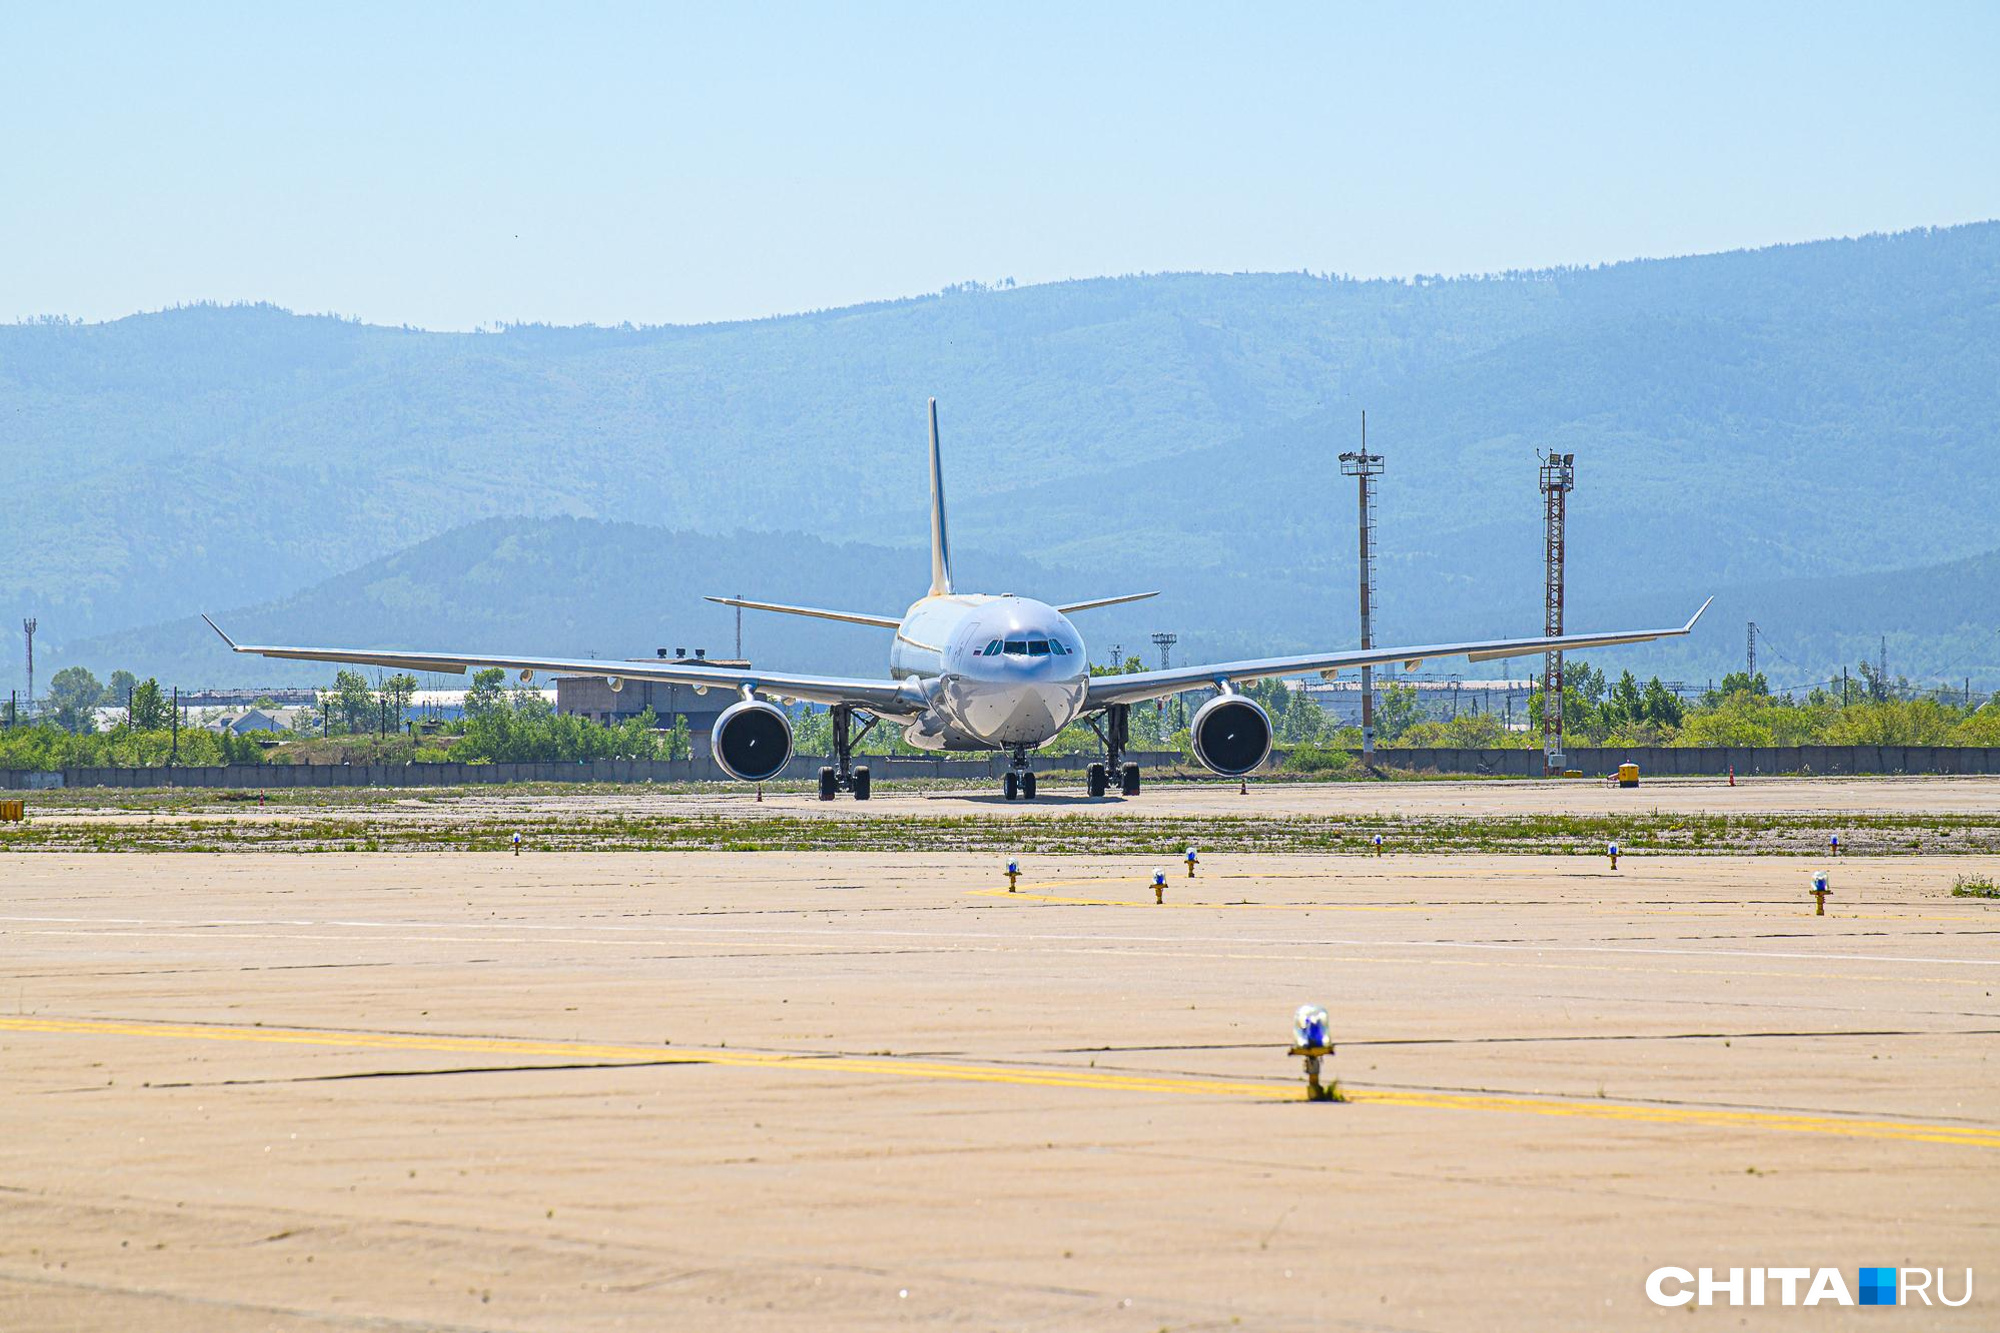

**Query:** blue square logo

left=1859, top=1267, right=1899, bottom=1306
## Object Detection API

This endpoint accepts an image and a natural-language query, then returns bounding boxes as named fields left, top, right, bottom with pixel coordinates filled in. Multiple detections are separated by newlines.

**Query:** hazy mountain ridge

left=5, top=223, right=1997, bottom=690
left=48, top=515, right=2000, bottom=693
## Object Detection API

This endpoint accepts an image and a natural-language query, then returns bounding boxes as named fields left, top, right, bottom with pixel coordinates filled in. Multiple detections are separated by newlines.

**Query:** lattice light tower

left=1150, top=632, right=1178, bottom=725
left=1339, top=417, right=1385, bottom=756
left=1538, top=453, right=1576, bottom=773
left=1746, top=621, right=1759, bottom=680
left=22, top=618, right=35, bottom=712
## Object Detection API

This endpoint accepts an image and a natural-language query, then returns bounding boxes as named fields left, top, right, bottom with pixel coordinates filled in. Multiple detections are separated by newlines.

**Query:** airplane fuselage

left=887, top=594, right=1090, bottom=751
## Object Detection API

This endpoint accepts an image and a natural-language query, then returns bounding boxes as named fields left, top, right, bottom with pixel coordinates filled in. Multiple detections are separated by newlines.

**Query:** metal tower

left=1150, top=632, right=1178, bottom=724
left=1538, top=452, right=1576, bottom=773
left=1746, top=621, right=1759, bottom=680
left=1339, top=414, right=1385, bottom=756
left=21, top=618, right=35, bottom=715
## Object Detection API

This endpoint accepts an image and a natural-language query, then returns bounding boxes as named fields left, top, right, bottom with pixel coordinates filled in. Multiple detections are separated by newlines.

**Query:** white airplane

left=205, top=400, right=1709, bottom=800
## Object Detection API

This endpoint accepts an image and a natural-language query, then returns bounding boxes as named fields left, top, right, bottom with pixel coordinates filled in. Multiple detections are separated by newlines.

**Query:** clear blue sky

left=3, top=1, right=1996, bottom=330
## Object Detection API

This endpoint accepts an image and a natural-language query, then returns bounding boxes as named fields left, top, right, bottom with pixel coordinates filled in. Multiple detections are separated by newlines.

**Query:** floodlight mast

left=1538, top=452, right=1576, bottom=774
left=1339, top=413, right=1385, bottom=757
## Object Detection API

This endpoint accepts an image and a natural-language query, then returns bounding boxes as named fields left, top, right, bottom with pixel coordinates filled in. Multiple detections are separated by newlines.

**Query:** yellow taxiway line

left=4, top=1015, right=1996, bottom=1150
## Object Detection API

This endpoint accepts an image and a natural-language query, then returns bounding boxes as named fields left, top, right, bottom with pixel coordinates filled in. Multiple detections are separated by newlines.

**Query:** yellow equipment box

left=1617, top=763, right=1640, bottom=789
left=0, top=800, right=23, bottom=821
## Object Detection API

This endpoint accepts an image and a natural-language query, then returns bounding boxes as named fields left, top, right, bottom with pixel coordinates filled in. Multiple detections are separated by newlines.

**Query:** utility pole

left=1151, top=632, right=1178, bottom=726
left=1339, top=414, right=1385, bottom=757
left=1746, top=621, right=1759, bottom=681
left=22, top=618, right=35, bottom=716
left=734, top=592, right=743, bottom=661
left=1538, top=451, right=1576, bottom=774
left=170, top=685, right=179, bottom=767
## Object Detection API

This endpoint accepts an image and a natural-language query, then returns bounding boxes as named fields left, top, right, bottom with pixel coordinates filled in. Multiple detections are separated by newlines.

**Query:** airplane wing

left=1083, top=599, right=1711, bottom=710
left=702, top=596, right=902, bottom=629
left=201, top=617, right=929, bottom=715
left=1055, top=591, right=1159, bottom=614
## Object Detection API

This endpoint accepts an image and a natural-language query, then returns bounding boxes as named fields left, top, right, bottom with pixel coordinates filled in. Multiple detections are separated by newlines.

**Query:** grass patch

left=1951, top=873, right=2000, bottom=899
left=4, top=805, right=2000, bottom=856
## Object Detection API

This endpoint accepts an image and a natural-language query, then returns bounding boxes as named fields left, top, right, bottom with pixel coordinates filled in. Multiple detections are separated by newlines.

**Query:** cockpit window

left=1003, top=640, right=1027, bottom=655
left=1027, top=640, right=1050, bottom=656
left=980, top=639, right=1002, bottom=655
left=1049, top=640, right=1068, bottom=655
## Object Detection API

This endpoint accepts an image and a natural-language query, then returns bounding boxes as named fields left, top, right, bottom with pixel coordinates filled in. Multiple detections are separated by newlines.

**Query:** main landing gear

left=1002, top=745, right=1037, bottom=801
left=1084, top=704, right=1141, bottom=798
left=817, top=704, right=874, bottom=800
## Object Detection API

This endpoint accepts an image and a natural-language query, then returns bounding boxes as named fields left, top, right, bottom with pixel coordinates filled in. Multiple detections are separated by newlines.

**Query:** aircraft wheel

left=818, top=767, right=837, bottom=801
left=1003, top=770, right=1019, bottom=801
left=1120, top=763, right=1141, bottom=797
left=1021, top=771, right=1037, bottom=800
left=852, top=766, right=871, bottom=800
left=1086, top=763, right=1107, bottom=798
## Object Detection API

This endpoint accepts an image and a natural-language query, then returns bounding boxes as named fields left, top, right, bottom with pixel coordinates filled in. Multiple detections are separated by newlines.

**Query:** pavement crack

left=145, top=1059, right=706, bottom=1089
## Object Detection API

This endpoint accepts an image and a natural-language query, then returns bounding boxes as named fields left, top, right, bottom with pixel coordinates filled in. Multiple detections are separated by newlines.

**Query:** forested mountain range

left=5, top=222, right=1996, bottom=692
left=56, top=517, right=2000, bottom=695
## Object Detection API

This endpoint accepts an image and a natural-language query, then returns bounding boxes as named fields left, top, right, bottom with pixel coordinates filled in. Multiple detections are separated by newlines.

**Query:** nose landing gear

left=1002, top=746, right=1037, bottom=800
left=816, top=704, right=876, bottom=800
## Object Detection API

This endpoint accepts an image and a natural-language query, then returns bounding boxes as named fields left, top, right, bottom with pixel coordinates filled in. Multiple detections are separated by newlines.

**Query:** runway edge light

left=1289, top=1004, right=1338, bottom=1102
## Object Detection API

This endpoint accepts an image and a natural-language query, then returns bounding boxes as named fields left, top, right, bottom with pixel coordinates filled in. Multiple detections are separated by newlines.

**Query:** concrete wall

left=7, top=747, right=1997, bottom=790
left=0, top=751, right=1191, bottom=790
left=1367, top=746, right=2000, bottom=777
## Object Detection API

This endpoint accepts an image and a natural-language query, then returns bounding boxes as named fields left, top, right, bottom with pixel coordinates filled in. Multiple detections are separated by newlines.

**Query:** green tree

left=328, top=670, right=375, bottom=734
left=48, top=666, right=104, bottom=734
left=105, top=670, right=139, bottom=708
left=1373, top=683, right=1425, bottom=742
left=1640, top=677, right=1685, bottom=730
left=464, top=667, right=508, bottom=720
left=382, top=673, right=420, bottom=727
left=127, top=678, right=170, bottom=731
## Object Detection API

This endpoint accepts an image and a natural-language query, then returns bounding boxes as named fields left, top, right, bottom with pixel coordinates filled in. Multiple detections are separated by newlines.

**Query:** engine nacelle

left=710, top=699, right=794, bottom=782
left=1190, top=693, right=1273, bottom=776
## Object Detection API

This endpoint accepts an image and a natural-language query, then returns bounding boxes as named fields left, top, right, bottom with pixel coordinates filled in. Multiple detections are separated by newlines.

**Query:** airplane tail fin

left=927, top=397, right=953, bottom=597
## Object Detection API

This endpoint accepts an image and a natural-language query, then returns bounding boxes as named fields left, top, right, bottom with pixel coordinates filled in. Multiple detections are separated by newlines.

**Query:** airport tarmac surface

left=2, top=848, right=1996, bottom=1330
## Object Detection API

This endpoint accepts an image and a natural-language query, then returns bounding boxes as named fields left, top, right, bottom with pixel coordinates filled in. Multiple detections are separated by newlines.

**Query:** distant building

left=556, top=648, right=747, bottom=757
left=206, top=707, right=307, bottom=735
left=179, top=687, right=317, bottom=709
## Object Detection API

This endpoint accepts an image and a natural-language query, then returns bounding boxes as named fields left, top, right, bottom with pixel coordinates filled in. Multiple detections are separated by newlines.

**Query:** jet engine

left=710, top=699, right=794, bottom=782
left=1190, top=693, right=1272, bottom=776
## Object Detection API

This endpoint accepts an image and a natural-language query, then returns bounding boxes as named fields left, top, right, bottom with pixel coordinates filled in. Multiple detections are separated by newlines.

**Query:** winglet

left=1683, top=596, right=1714, bottom=633
left=200, top=614, right=239, bottom=650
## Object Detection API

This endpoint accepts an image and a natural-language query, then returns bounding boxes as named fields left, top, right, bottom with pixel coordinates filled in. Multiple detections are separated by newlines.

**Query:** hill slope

left=48, top=517, right=2000, bottom=693
left=5, top=223, right=1998, bottom=689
